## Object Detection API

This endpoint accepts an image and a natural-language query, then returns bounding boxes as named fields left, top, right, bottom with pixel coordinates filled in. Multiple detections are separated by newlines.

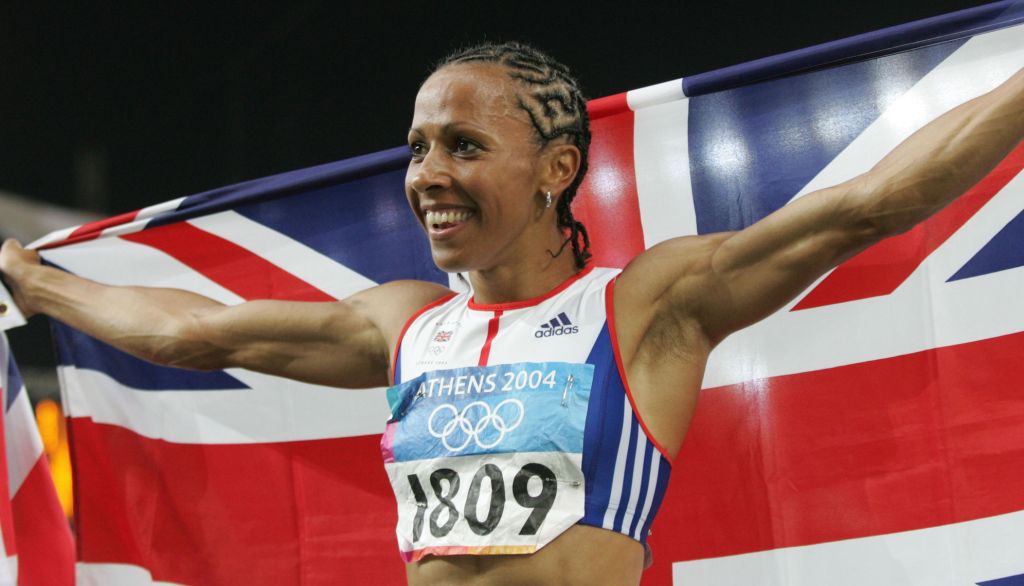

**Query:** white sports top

left=382, top=267, right=672, bottom=562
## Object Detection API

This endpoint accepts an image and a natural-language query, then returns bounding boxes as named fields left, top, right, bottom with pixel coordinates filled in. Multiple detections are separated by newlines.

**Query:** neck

left=466, top=247, right=580, bottom=305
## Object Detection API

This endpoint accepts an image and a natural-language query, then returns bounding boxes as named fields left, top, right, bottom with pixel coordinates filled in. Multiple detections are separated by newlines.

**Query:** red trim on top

left=477, top=310, right=503, bottom=366
left=604, top=278, right=673, bottom=464
left=467, top=266, right=595, bottom=312
left=390, top=292, right=458, bottom=385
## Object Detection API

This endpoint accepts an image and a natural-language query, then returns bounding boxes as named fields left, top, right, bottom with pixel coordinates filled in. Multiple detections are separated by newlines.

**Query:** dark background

left=0, top=0, right=994, bottom=373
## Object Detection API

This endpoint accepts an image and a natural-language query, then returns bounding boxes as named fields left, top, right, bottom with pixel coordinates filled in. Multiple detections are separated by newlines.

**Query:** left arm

left=611, top=68, right=1023, bottom=457
left=623, top=67, right=1024, bottom=348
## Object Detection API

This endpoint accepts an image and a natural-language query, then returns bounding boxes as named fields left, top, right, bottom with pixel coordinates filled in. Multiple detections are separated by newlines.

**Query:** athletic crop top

left=382, top=267, right=672, bottom=562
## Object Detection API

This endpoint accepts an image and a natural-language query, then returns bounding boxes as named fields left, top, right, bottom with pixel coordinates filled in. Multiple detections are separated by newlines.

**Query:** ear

left=539, top=143, right=582, bottom=199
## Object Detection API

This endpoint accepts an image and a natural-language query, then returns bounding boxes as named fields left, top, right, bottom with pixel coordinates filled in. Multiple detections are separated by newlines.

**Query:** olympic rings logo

left=427, top=399, right=525, bottom=452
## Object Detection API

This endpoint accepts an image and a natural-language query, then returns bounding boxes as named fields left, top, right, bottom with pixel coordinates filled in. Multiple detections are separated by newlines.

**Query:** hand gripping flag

left=34, top=2, right=1024, bottom=584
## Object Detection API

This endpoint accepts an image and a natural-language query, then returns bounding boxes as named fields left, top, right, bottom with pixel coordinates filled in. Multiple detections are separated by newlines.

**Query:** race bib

left=382, top=362, right=593, bottom=561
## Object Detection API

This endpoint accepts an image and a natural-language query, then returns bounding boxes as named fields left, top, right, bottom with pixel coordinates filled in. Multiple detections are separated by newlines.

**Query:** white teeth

left=425, top=210, right=472, bottom=226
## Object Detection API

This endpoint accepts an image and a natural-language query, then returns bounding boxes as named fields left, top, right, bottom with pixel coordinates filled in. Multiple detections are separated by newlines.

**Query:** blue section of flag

left=949, top=209, right=1024, bottom=281
left=234, top=168, right=447, bottom=287
left=51, top=321, right=249, bottom=391
left=142, top=145, right=447, bottom=287
left=683, top=1, right=1024, bottom=97
left=149, top=147, right=410, bottom=228
left=687, top=40, right=964, bottom=235
left=5, top=346, right=24, bottom=411
left=978, top=572, right=1024, bottom=585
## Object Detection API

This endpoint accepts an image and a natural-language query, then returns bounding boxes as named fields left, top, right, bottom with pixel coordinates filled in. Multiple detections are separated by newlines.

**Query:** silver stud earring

left=545, top=191, right=553, bottom=209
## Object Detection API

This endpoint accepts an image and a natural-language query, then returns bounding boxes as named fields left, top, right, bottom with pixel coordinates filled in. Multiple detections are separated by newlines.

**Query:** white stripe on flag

left=28, top=225, right=78, bottom=249
left=633, top=94, right=699, bottom=246
left=6, top=388, right=44, bottom=495
left=627, top=79, right=685, bottom=111
left=136, top=197, right=186, bottom=222
left=76, top=562, right=185, bottom=586
left=672, top=509, right=1024, bottom=585
left=59, top=365, right=389, bottom=443
left=40, top=236, right=245, bottom=305
left=187, top=210, right=377, bottom=300
left=0, top=555, right=16, bottom=584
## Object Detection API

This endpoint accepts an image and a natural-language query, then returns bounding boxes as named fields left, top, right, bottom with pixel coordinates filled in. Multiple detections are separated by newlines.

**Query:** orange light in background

left=34, top=399, right=73, bottom=519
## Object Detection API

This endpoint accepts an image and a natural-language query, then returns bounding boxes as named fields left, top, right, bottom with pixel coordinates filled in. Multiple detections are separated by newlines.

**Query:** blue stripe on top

left=580, top=324, right=626, bottom=528
left=612, top=419, right=640, bottom=534
left=629, top=441, right=655, bottom=539
left=580, top=324, right=671, bottom=544
left=640, top=454, right=672, bottom=542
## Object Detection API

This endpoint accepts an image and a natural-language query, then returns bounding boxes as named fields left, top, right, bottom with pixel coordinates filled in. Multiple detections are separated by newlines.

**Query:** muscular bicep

left=625, top=179, right=881, bottom=348
left=694, top=181, right=884, bottom=342
left=183, top=298, right=390, bottom=388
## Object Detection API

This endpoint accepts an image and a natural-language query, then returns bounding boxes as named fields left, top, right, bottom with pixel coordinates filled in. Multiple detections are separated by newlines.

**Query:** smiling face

left=405, top=63, right=562, bottom=273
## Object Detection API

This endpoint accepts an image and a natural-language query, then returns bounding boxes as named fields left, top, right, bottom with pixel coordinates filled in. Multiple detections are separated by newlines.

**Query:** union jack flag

left=29, top=3, right=1024, bottom=584
left=0, top=334, right=75, bottom=585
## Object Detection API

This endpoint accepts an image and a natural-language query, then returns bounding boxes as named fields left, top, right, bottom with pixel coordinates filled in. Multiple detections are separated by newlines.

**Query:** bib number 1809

left=406, top=463, right=557, bottom=542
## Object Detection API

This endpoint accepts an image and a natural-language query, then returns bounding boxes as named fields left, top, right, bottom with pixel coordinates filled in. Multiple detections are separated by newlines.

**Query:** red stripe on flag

left=647, top=331, right=1024, bottom=570
left=793, top=143, right=1024, bottom=310
left=11, top=457, right=75, bottom=586
left=0, top=412, right=13, bottom=557
left=121, top=222, right=335, bottom=302
left=69, top=210, right=142, bottom=240
left=37, top=210, right=143, bottom=250
left=577, top=93, right=646, bottom=268
left=71, top=424, right=405, bottom=585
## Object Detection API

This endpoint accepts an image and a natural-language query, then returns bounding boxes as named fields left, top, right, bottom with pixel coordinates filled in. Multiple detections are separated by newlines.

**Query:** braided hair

left=435, top=42, right=593, bottom=269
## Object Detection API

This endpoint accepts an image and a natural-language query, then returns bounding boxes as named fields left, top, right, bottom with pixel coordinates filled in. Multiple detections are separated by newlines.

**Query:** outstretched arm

left=0, top=239, right=450, bottom=388
left=623, top=67, right=1024, bottom=347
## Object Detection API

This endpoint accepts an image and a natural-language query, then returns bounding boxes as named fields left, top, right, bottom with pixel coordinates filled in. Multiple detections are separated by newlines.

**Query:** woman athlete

left=2, top=43, right=1023, bottom=585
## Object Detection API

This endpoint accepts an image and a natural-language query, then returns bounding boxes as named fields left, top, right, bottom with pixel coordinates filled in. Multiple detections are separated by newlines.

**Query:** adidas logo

left=534, top=312, right=579, bottom=338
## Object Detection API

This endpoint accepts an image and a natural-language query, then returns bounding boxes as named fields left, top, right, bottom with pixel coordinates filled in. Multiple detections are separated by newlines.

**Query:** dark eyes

left=408, top=137, right=482, bottom=160
left=454, top=138, right=479, bottom=154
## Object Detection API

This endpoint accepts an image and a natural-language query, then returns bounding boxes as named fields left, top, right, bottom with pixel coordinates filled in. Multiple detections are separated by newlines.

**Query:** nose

left=407, top=146, right=453, bottom=194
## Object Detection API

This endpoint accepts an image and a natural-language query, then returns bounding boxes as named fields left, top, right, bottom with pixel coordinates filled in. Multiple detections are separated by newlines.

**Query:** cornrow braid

left=435, top=42, right=593, bottom=269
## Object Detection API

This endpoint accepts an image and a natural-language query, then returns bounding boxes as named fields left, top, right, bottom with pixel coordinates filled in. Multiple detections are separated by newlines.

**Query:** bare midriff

left=405, top=525, right=645, bottom=585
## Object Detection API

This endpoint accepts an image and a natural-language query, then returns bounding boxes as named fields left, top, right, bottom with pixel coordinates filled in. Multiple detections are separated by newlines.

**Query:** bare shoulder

left=612, top=233, right=732, bottom=359
left=607, top=235, right=731, bottom=458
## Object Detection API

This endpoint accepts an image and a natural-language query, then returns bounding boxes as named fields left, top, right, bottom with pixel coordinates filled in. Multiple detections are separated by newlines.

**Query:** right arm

left=0, top=239, right=451, bottom=388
